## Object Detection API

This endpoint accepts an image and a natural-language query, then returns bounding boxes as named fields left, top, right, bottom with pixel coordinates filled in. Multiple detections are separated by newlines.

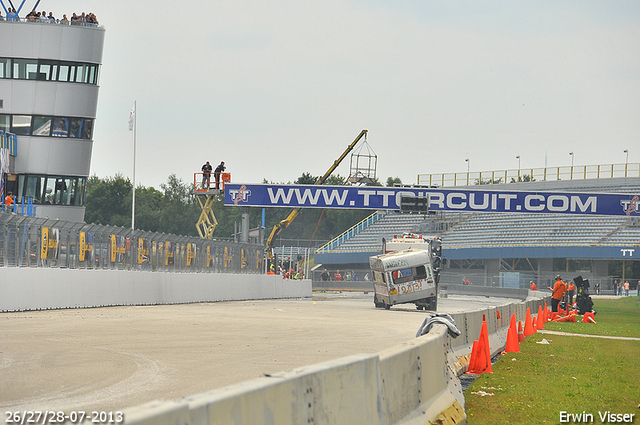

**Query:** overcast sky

left=49, top=1, right=640, bottom=188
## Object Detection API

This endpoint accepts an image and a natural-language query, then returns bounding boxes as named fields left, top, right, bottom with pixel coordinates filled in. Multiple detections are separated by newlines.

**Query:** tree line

left=84, top=173, right=403, bottom=246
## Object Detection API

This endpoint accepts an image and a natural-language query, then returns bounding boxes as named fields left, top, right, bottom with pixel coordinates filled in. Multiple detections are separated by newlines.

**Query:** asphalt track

left=0, top=292, right=517, bottom=418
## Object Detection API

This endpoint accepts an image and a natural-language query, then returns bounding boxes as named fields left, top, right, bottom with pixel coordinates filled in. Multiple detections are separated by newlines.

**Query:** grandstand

left=313, top=176, right=640, bottom=290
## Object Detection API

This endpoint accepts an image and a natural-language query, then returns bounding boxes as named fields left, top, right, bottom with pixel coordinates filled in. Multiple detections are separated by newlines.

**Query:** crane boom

left=265, top=129, right=368, bottom=258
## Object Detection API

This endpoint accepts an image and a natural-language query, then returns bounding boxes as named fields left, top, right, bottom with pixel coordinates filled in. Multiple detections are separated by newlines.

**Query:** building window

left=18, top=175, right=87, bottom=206
left=11, top=115, right=32, bottom=135
left=1, top=58, right=100, bottom=85
left=0, top=114, right=9, bottom=133
left=0, top=58, right=10, bottom=78
left=52, top=117, right=69, bottom=137
left=12, top=58, right=39, bottom=80
left=2, top=114, right=93, bottom=139
left=32, top=116, right=52, bottom=136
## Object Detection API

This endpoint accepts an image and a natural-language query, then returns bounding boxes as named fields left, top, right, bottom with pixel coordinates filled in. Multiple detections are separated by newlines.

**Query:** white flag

left=128, top=104, right=135, bottom=131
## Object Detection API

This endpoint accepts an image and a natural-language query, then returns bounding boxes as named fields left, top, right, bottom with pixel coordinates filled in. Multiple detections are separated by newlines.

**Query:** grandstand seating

left=317, top=178, right=640, bottom=253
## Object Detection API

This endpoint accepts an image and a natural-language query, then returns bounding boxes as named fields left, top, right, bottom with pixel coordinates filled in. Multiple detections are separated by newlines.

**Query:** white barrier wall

left=0, top=268, right=311, bottom=312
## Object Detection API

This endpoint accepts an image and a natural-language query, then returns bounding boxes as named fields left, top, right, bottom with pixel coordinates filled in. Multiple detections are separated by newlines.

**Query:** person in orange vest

left=567, top=281, right=576, bottom=305
left=548, top=275, right=567, bottom=312
left=530, top=281, right=538, bottom=291
left=4, top=191, right=14, bottom=207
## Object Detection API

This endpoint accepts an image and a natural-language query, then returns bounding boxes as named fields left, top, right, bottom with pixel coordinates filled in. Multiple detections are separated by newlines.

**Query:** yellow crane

left=265, top=129, right=368, bottom=258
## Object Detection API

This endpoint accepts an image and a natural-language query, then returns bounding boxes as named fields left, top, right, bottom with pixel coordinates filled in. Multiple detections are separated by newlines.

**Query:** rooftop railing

left=417, top=163, right=640, bottom=187
left=0, top=17, right=100, bottom=27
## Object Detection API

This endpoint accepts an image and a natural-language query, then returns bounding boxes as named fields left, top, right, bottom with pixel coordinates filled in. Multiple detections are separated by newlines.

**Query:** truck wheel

left=427, top=297, right=437, bottom=311
left=374, top=296, right=385, bottom=309
left=384, top=303, right=391, bottom=310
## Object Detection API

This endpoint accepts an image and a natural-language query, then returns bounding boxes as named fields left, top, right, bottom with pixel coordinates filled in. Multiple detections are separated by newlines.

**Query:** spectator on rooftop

left=48, top=12, right=55, bottom=21
left=7, top=8, right=18, bottom=21
left=61, top=14, right=69, bottom=24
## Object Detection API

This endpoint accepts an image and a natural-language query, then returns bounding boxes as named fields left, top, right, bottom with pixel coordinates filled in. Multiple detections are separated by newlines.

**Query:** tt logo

left=620, top=248, right=635, bottom=257
left=229, top=185, right=251, bottom=205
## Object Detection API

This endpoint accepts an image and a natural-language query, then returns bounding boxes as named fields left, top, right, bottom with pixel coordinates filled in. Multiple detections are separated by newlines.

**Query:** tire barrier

left=119, top=292, right=550, bottom=425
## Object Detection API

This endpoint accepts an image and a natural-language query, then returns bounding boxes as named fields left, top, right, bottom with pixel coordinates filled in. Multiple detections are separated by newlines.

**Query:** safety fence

left=417, top=162, right=640, bottom=187
left=0, top=211, right=264, bottom=273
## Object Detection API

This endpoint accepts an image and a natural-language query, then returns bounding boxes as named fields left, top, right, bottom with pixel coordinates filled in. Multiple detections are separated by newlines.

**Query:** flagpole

left=132, top=100, right=136, bottom=231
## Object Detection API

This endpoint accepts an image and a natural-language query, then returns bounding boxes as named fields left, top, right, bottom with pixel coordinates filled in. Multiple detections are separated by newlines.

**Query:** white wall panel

left=0, top=22, right=105, bottom=63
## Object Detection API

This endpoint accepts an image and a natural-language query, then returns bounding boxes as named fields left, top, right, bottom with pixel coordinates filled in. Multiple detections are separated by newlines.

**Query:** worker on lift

left=214, top=161, right=226, bottom=189
left=201, top=161, right=212, bottom=189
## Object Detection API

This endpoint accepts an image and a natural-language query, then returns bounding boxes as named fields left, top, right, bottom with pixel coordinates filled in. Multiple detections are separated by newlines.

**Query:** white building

left=0, top=13, right=105, bottom=222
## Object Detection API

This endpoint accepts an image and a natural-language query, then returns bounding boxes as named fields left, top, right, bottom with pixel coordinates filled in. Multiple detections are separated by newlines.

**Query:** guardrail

left=315, top=211, right=386, bottom=254
left=119, top=292, right=550, bottom=425
left=417, top=163, right=640, bottom=187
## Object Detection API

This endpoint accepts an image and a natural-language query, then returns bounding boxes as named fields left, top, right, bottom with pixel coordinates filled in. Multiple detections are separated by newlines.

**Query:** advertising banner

left=224, top=183, right=640, bottom=217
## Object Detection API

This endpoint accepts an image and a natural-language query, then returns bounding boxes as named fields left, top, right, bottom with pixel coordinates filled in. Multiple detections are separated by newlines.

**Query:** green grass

left=465, top=297, right=640, bottom=424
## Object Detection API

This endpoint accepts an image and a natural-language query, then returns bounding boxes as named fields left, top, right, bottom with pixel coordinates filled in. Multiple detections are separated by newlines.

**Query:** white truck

left=369, top=233, right=443, bottom=311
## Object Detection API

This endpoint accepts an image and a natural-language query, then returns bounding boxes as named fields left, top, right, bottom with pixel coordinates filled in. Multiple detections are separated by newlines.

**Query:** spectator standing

left=201, top=161, right=212, bottom=189
left=352, top=271, right=358, bottom=281
left=61, top=14, right=69, bottom=24
left=7, top=8, right=18, bottom=21
left=214, top=161, right=226, bottom=189
left=567, top=281, right=575, bottom=306
left=623, top=281, right=630, bottom=297
left=364, top=273, right=370, bottom=281
left=530, top=281, right=538, bottom=291
left=594, top=282, right=600, bottom=295
left=320, top=269, right=330, bottom=282
left=334, top=270, right=342, bottom=281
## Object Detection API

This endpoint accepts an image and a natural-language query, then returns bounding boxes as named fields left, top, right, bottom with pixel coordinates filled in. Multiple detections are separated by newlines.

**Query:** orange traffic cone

left=505, top=314, right=520, bottom=353
left=467, top=340, right=478, bottom=373
left=583, top=312, right=596, bottom=324
left=524, top=307, right=534, bottom=337
left=544, top=301, right=549, bottom=323
left=467, top=318, right=492, bottom=375
left=517, top=321, right=525, bottom=342
left=537, top=305, right=544, bottom=330
left=553, top=314, right=576, bottom=322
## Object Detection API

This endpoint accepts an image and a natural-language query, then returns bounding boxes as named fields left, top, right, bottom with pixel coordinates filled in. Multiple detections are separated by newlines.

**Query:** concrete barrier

left=0, top=268, right=311, bottom=312
left=119, top=292, right=551, bottom=425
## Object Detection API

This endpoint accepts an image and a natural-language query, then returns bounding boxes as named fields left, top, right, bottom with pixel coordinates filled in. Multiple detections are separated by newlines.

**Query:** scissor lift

left=193, top=173, right=230, bottom=239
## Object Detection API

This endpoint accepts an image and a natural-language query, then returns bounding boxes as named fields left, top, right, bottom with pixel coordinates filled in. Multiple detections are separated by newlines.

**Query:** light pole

left=624, top=149, right=629, bottom=177
left=516, top=155, right=520, bottom=181
left=569, top=152, right=574, bottom=179
left=465, top=158, right=469, bottom=184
